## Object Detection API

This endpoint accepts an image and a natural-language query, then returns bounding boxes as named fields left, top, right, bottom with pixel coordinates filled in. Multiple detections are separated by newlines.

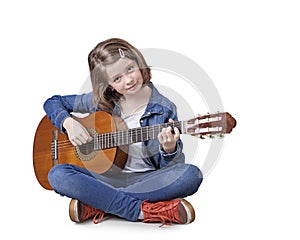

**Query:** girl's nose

left=124, top=74, right=134, bottom=84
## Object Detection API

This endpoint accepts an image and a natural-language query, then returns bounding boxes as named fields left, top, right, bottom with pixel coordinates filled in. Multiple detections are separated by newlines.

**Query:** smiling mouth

left=126, top=83, right=136, bottom=90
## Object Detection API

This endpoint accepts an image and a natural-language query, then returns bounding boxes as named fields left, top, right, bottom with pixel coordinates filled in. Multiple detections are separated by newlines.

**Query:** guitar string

left=50, top=115, right=220, bottom=147
left=52, top=122, right=222, bottom=150
left=52, top=129, right=222, bottom=154
left=53, top=125, right=223, bottom=150
left=50, top=117, right=225, bottom=153
left=52, top=122, right=183, bottom=150
left=53, top=130, right=218, bottom=151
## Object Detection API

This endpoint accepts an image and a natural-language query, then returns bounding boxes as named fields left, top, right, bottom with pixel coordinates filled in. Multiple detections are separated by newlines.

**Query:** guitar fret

left=115, top=132, right=118, bottom=146
left=128, top=129, right=131, bottom=144
left=122, top=130, right=126, bottom=145
left=95, top=121, right=183, bottom=150
left=102, top=134, right=105, bottom=149
left=108, top=133, right=112, bottom=147
left=109, top=133, right=112, bottom=147
left=139, top=127, right=142, bottom=142
left=146, top=126, right=149, bottom=140
left=143, top=127, right=148, bottom=141
left=115, top=131, right=119, bottom=146
left=152, top=126, right=155, bottom=139
left=132, top=128, right=135, bottom=143
left=106, top=133, right=109, bottom=148
left=103, top=133, right=106, bottom=149
left=102, top=134, right=104, bottom=149
left=121, top=130, right=124, bottom=145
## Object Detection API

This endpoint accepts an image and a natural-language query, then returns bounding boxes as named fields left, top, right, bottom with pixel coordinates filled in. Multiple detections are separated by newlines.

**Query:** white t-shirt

left=121, top=107, right=156, bottom=173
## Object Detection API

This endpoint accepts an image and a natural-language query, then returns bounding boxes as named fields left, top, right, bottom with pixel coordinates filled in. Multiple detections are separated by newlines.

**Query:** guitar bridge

left=51, top=130, right=58, bottom=166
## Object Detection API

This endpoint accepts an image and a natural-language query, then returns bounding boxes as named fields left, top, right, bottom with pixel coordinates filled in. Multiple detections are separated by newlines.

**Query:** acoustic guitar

left=33, top=111, right=236, bottom=190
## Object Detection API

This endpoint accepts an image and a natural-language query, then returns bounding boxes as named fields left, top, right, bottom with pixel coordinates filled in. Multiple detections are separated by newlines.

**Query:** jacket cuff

left=55, top=111, right=71, bottom=133
left=159, top=142, right=179, bottom=161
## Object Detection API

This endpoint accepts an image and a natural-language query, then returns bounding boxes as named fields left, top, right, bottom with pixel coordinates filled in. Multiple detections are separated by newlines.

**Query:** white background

left=1, top=0, right=299, bottom=239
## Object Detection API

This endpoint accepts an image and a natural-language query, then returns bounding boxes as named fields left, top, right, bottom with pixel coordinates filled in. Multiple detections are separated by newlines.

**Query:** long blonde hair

left=88, top=38, right=151, bottom=113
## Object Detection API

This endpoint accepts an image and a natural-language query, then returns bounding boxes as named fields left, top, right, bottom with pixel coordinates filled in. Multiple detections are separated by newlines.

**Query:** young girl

left=44, top=38, right=202, bottom=225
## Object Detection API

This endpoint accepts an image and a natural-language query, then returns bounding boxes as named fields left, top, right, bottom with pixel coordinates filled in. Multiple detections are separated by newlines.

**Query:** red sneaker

left=141, top=198, right=195, bottom=226
left=69, top=199, right=105, bottom=224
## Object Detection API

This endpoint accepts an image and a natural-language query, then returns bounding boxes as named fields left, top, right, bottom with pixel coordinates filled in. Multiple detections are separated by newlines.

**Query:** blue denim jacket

left=43, top=83, right=185, bottom=169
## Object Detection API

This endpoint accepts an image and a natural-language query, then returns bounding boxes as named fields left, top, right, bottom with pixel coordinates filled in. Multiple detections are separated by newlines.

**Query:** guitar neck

left=94, top=121, right=184, bottom=150
left=92, top=111, right=236, bottom=150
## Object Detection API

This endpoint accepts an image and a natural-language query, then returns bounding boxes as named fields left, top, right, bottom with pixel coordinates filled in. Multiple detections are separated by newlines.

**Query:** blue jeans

left=48, top=163, right=202, bottom=221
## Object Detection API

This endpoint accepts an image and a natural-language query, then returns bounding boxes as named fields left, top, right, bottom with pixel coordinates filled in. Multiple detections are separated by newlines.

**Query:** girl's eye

left=127, top=66, right=134, bottom=72
left=113, top=76, right=121, bottom=82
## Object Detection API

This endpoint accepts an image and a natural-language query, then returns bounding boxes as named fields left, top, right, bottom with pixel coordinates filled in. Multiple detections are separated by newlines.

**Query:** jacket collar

left=112, top=82, right=164, bottom=117
left=142, top=82, right=164, bottom=116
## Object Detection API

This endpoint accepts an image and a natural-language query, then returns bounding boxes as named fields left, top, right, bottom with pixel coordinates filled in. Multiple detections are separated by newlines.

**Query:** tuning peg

left=200, top=135, right=205, bottom=139
left=209, top=135, right=215, bottom=139
left=218, top=134, right=224, bottom=138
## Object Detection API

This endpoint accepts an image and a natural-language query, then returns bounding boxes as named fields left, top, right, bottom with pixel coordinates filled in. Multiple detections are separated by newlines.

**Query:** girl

left=44, top=38, right=202, bottom=225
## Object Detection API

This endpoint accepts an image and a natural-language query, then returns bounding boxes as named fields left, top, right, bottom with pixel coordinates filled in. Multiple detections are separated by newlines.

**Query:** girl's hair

left=88, top=38, right=152, bottom=113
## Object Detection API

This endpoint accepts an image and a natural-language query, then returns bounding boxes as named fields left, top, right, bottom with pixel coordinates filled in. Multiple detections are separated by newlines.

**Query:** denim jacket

left=43, top=83, right=185, bottom=169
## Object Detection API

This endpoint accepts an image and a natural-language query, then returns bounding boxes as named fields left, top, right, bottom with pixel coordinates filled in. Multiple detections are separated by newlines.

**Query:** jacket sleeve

left=145, top=102, right=185, bottom=169
left=157, top=105, right=185, bottom=168
left=43, top=92, right=95, bottom=132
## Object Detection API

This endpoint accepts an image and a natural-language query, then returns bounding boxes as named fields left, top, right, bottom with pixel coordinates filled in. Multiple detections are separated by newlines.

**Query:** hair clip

left=118, top=48, right=125, bottom=58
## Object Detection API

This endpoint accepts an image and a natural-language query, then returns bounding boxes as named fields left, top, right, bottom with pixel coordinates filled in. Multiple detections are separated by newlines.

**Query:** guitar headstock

left=185, top=112, right=237, bottom=139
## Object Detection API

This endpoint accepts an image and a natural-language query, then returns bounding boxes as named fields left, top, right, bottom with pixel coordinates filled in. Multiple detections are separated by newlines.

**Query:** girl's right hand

left=63, top=117, right=93, bottom=146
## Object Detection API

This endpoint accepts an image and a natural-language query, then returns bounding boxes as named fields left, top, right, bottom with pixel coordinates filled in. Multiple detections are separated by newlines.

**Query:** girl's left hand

left=158, top=119, right=180, bottom=153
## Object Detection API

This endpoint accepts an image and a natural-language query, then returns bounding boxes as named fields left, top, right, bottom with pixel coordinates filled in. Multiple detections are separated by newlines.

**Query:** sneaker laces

left=141, top=199, right=182, bottom=226
left=81, top=204, right=105, bottom=224
left=93, top=211, right=105, bottom=224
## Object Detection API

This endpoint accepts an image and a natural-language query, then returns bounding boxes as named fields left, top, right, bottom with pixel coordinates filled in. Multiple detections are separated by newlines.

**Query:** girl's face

left=106, top=57, right=144, bottom=97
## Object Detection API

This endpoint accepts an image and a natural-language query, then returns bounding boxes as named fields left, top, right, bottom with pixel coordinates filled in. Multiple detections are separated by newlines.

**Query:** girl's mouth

left=126, top=83, right=136, bottom=90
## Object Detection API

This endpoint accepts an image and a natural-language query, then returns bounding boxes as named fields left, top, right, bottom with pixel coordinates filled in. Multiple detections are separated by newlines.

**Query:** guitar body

left=33, top=110, right=236, bottom=190
left=33, top=112, right=127, bottom=190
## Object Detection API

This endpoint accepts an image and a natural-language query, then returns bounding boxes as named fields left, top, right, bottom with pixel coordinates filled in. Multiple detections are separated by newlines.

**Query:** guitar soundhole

left=78, top=142, right=94, bottom=155
left=74, top=128, right=97, bottom=161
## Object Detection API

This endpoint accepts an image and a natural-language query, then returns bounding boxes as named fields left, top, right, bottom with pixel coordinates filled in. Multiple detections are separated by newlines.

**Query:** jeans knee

left=48, top=165, right=61, bottom=189
left=48, top=164, right=72, bottom=190
left=181, top=164, right=203, bottom=194
left=192, top=164, right=203, bottom=184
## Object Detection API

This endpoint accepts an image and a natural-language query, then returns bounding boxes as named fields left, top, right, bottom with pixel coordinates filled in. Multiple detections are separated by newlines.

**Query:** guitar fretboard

left=94, top=121, right=183, bottom=150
